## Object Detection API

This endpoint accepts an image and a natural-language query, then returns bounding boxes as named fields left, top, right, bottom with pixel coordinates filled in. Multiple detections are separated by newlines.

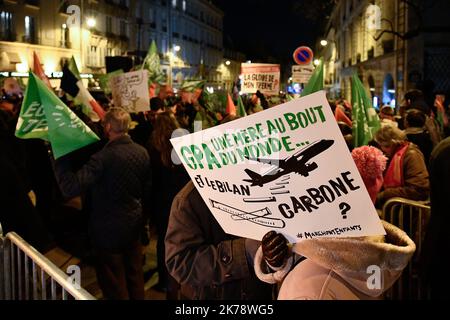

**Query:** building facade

left=1, top=0, right=224, bottom=87
left=318, top=0, right=450, bottom=108
left=130, top=0, right=224, bottom=87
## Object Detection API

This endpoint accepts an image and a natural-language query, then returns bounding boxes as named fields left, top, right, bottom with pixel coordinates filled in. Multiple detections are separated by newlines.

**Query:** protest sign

left=241, top=63, right=280, bottom=96
left=292, top=65, right=314, bottom=84
left=110, top=70, right=150, bottom=113
left=171, top=91, right=385, bottom=242
left=99, top=69, right=123, bottom=94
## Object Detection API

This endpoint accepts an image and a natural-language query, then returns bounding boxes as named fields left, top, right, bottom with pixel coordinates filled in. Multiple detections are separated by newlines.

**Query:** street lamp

left=225, top=60, right=231, bottom=66
left=168, top=45, right=182, bottom=86
left=320, top=40, right=328, bottom=47
left=86, top=17, right=96, bottom=28
left=314, top=59, right=321, bottom=66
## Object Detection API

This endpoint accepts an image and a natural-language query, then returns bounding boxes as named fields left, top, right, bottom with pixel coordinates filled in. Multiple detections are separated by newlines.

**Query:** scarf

left=383, top=142, right=410, bottom=188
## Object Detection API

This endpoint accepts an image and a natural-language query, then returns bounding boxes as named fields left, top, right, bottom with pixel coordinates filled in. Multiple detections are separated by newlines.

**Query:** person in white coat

left=254, top=146, right=416, bottom=300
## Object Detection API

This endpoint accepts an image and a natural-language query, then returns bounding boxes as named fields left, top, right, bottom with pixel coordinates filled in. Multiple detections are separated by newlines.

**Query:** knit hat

left=351, top=146, right=387, bottom=203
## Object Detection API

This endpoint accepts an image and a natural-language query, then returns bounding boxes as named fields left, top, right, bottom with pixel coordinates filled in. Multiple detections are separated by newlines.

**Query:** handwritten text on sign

left=110, top=70, right=150, bottom=113
left=241, top=63, right=280, bottom=96
left=171, top=91, right=385, bottom=242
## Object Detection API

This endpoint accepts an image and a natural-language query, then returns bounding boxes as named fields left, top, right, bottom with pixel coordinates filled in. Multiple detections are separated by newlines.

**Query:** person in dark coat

left=421, top=137, right=450, bottom=299
left=146, top=112, right=190, bottom=298
left=165, top=181, right=273, bottom=300
left=0, top=95, right=52, bottom=252
left=404, top=108, right=433, bottom=166
left=54, top=107, right=151, bottom=300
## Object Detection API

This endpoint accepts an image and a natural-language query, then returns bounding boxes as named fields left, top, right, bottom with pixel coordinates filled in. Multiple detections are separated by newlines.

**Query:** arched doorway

left=367, top=75, right=379, bottom=109
left=383, top=74, right=395, bottom=107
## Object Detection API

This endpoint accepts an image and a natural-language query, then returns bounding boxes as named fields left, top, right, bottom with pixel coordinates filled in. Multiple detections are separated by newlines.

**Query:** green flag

left=180, top=79, right=205, bottom=92
left=301, top=58, right=324, bottom=97
left=99, top=69, right=124, bottom=94
left=236, top=95, right=247, bottom=117
left=143, top=40, right=165, bottom=84
left=193, top=108, right=214, bottom=131
left=351, top=73, right=381, bottom=147
left=16, top=73, right=100, bottom=159
left=68, top=56, right=81, bottom=80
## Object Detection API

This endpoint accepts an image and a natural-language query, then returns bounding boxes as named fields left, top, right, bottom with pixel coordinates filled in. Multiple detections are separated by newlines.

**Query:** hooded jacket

left=255, top=221, right=416, bottom=300
left=377, top=143, right=429, bottom=206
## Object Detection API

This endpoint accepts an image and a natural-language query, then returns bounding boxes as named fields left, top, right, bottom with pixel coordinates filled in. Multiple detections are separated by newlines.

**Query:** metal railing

left=381, top=197, right=431, bottom=300
left=0, top=225, right=95, bottom=300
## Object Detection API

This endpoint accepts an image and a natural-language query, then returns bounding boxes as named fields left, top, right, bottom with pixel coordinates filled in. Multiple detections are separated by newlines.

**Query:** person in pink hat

left=253, top=146, right=416, bottom=300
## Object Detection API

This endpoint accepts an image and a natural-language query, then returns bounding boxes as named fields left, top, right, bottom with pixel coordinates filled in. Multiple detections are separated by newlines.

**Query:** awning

left=6, top=52, right=21, bottom=64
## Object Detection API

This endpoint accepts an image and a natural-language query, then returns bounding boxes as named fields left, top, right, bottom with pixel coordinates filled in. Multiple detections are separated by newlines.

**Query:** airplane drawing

left=243, top=139, right=334, bottom=187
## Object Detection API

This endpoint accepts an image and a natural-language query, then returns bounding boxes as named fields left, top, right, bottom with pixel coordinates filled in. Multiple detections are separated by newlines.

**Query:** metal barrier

left=0, top=225, right=95, bottom=300
left=381, top=197, right=431, bottom=300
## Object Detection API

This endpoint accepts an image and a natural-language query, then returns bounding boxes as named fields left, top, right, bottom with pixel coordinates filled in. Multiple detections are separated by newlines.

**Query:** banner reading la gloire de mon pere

left=241, top=63, right=280, bottom=96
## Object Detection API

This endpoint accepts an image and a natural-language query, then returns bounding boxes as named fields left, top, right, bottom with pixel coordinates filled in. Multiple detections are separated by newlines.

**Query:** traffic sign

left=293, top=46, right=314, bottom=65
left=292, top=65, right=314, bottom=83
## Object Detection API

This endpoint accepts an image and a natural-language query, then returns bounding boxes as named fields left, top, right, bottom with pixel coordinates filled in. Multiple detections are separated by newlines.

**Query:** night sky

left=212, top=0, right=330, bottom=64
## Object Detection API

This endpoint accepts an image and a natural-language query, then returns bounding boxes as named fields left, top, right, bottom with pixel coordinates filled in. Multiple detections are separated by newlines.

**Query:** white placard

left=110, top=70, right=150, bottom=113
left=292, top=65, right=314, bottom=84
left=241, top=63, right=280, bottom=96
left=171, top=91, right=385, bottom=242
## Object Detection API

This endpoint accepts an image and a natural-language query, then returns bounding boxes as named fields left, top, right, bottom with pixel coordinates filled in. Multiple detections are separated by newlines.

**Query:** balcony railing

left=59, top=40, right=72, bottom=49
left=22, top=35, right=39, bottom=44
left=105, top=31, right=118, bottom=39
left=24, top=0, right=40, bottom=7
left=0, top=32, right=16, bottom=42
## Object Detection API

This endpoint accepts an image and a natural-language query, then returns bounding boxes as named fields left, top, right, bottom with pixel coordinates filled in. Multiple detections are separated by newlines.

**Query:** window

left=149, top=8, right=155, bottom=23
left=61, top=24, right=70, bottom=48
left=106, top=16, right=112, bottom=33
left=107, top=47, right=113, bottom=56
left=88, top=45, right=98, bottom=66
left=172, top=17, right=178, bottom=33
left=161, top=38, right=167, bottom=53
left=0, top=11, right=14, bottom=41
left=182, top=0, right=186, bottom=11
left=162, top=15, right=167, bottom=32
left=120, top=20, right=126, bottom=36
left=172, top=0, right=177, bottom=8
left=24, top=16, right=36, bottom=43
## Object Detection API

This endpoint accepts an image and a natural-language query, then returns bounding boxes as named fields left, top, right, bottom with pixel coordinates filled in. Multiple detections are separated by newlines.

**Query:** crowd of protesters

left=1, top=74, right=450, bottom=300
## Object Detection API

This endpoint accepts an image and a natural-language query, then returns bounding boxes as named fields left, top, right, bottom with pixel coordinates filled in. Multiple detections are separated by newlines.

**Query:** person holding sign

left=253, top=146, right=416, bottom=300
left=165, top=181, right=273, bottom=300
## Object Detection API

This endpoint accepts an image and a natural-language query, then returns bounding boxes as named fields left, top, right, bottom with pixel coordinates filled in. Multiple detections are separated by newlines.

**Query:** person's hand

left=435, top=97, right=445, bottom=113
left=262, top=231, right=289, bottom=268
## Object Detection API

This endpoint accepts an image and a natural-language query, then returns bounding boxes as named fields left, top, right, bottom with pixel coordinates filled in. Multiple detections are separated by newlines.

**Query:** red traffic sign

left=293, top=46, right=314, bottom=65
